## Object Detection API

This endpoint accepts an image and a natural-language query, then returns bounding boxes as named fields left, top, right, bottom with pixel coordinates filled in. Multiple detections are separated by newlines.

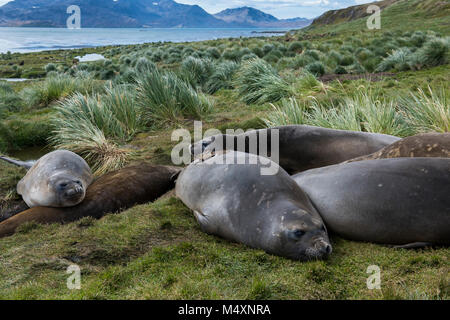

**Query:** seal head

left=16, top=150, right=93, bottom=208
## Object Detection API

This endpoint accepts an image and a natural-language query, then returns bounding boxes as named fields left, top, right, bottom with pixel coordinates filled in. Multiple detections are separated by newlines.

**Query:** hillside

left=308, top=0, right=450, bottom=34
left=214, top=6, right=311, bottom=28
left=311, top=0, right=399, bottom=26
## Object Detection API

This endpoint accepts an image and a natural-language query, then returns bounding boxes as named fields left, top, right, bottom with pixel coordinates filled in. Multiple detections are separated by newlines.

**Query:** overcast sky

left=0, top=0, right=376, bottom=19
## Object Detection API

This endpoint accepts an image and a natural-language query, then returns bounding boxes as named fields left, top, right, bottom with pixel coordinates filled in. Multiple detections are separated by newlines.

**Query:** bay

left=0, top=27, right=290, bottom=53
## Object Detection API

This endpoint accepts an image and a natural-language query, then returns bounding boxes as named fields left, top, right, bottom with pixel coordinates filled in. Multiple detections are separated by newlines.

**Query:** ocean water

left=0, top=27, right=290, bottom=53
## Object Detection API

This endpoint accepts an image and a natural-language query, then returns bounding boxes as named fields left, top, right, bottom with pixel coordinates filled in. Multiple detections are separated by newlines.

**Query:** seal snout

left=58, top=179, right=84, bottom=201
left=314, top=239, right=332, bottom=256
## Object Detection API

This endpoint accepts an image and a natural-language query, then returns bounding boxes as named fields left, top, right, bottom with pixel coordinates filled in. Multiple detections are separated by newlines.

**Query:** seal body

left=190, top=125, right=400, bottom=174
left=176, top=151, right=331, bottom=261
left=17, top=150, right=93, bottom=208
left=0, top=163, right=181, bottom=238
left=346, top=133, right=450, bottom=162
left=292, top=158, right=450, bottom=246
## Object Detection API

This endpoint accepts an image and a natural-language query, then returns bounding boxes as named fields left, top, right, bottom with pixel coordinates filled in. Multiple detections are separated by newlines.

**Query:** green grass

left=0, top=195, right=448, bottom=300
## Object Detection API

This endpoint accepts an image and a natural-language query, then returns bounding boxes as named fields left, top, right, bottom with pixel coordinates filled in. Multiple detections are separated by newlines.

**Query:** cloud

left=0, top=0, right=12, bottom=6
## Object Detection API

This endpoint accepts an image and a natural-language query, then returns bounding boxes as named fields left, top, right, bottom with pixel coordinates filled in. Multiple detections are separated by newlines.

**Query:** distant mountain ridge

left=214, top=7, right=311, bottom=28
left=0, top=0, right=311, bottom=28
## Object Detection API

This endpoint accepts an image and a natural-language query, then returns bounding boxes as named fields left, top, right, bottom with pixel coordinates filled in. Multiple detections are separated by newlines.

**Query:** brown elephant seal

left=176, top=151, right=332, bottom=261
left=0, top=150, right=93, bottom=208
left=0, top=163, right=181, bottom=238
left=346, top=133, right=450, bottom=162
left=190, top=125, right=400, bottom=174
left=292, top=158, right=450, bottom=247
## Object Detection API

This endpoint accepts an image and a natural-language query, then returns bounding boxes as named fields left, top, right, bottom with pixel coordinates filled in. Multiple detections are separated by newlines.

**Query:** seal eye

left=59, top=183, right=68, bottom=188
left=294, top=230, right=305, bottom=238
left=287, top=229, right=305, bottom=240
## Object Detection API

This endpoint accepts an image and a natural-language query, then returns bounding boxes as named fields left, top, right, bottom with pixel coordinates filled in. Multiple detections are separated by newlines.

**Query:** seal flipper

left=0, top=156, right=35, bottom=170
left=390, top=242, right=433, bottom=249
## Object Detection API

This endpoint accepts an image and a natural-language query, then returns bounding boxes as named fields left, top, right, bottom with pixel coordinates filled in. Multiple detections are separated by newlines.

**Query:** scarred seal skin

left=176, top=151, right=332, bottom=261
left=0, top=163, right=181, bottom=239
left=15, top=150, right=93, bottom=208
left=346, top=133, right=450, bottom=162
left=190, top=125, right=400, bottom=174
left=292, top=158, right=450, bottom=246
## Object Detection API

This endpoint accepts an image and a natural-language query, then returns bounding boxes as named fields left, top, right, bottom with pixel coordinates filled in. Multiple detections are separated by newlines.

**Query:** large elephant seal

left=176, top=151, right=332, bottom=261
left=190, top=125, right=400, bottom=174
left=0, top=163, right=181, bottom=238
left=292, top=158, right=450, bottom=247
left=346, top=133, right=450, bottom=162
left=0, top=150, right=93, bottom=208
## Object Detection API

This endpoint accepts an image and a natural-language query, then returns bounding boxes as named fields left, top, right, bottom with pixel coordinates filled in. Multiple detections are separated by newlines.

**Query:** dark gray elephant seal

left=176, top=151, right=332, bottom=261
left=0, top=150, right=93, bottom=208
left=190, top=125, right=400, bottom=174
left=292, top=158, right=450, bottom=247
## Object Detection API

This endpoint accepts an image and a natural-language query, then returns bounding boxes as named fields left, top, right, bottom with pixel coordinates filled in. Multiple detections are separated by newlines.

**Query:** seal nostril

left=325, top=244, right=332, bottom=255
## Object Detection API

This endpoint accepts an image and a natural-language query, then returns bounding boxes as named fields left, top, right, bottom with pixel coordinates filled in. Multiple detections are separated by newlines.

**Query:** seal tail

left=0, top=156, right=35, bottom=170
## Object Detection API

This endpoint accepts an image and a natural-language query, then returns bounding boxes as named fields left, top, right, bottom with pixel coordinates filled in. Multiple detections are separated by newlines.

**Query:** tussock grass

left=179, top=56, right=214, bottom=90
left=21, top=74, right=104, bottom=108
left=0, top=84, right=23, bottom=113
left=235, top=58, right=293, bottom=105
left=50, top=86, right=140, bottom=175
left=264, top=98, right=307, bottom=127
left=401, top=86, right=449, bottom=133
left=413, top=37, right=449, bottom=68
left=205, top=61, right=239, bottom=94
left=136, top=69, right=213, bottom=125
left=264, top=91, right=411, bottom=136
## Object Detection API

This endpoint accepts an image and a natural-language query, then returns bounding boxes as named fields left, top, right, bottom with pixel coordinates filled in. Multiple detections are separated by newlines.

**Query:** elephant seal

left=0, top=163, right=181, bottom=238
left=292, top=158, right=450, bottom=247
left=346, top=133, right=450, bottom=162
left=190, top=125, right=400, bottom=174
left=176, top=151, right=332, bottom=261
left=0, top=150, right=93, bottom=208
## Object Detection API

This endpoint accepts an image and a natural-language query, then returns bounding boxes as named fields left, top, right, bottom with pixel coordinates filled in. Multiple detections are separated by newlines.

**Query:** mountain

left=0, top=0, right=230, bottom=28
left=0, top=0, right=311, bottom=28
left=214, top=7, right=311, bottom=28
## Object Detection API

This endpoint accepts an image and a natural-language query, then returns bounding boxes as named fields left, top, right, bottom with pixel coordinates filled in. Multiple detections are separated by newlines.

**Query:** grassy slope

left=0, top=1, right=449, bottom=300
left=306, top=0, right=450, bottom=35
